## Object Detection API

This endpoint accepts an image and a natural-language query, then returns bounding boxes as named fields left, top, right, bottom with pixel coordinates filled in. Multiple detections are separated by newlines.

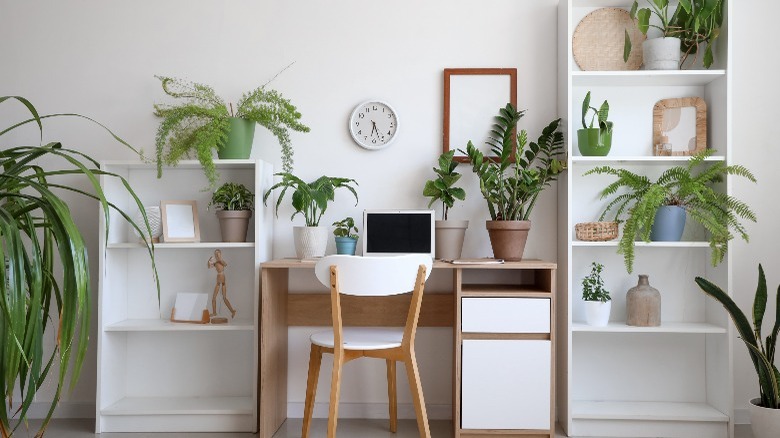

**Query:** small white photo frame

left=171, top=292, right=209, bottom=324
left=161, top=200, right=200, bottom=243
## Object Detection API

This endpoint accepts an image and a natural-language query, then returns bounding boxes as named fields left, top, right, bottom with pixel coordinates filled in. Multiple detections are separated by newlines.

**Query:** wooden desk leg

left=260, top=267, right=289, bottom=438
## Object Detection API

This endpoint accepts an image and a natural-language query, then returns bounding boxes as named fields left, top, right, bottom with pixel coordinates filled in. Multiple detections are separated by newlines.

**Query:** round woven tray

left=573, top=8, right=646, bottom=71
left=576, top=221, right=619, bottom=241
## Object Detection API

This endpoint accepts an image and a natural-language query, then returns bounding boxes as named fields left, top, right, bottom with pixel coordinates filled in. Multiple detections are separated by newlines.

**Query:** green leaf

left=581, top=91, right=591, bottom=129
left=629, top=1, right=639, bottom=19
left=754, top=264, right=768, bottom=341
left=637, top=8, right=652, bottom=34
left=624, top=29, right=632, bottom=63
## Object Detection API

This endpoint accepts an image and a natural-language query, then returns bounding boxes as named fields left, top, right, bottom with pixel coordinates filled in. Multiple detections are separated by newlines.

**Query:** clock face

left=349, top=100, right=399, bottom=150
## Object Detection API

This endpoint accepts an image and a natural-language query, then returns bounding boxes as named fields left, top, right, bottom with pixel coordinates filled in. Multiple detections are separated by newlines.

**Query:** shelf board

left=572, top=70, right=726, bottom=87
left=102, top=159, right=256, bottom=169
left=101, top=396, right=252, bottom=416
left=572, top=400, right=729, bottom=422
left=108, top=242, right=255, bottom=249
left=572, top=322, right=726, bottom=334
left=105, top=319, right=254, bottom=332
left=573, top=0, right=634, bottom=7
left=572, top=241, right=710, bottom=248
left=572, top=156, right=726, bottom=164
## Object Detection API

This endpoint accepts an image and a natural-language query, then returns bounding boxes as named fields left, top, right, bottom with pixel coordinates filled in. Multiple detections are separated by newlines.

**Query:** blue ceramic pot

left=335, top=237, right=358, bottom=255
left=650, top=205, right=686, bottom=241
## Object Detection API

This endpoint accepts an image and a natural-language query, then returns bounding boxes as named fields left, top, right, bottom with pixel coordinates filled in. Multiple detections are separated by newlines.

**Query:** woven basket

left=576, top=221, right=619, bottom=241
left=573, top=8, right=646, bottom=71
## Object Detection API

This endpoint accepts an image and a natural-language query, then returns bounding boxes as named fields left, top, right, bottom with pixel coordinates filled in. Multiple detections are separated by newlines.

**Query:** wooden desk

left=260, top=259, right=556, bottom=438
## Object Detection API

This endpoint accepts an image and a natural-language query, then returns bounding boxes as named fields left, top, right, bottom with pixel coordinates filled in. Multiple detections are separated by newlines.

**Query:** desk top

left=262, top=258, right=557, bottom=270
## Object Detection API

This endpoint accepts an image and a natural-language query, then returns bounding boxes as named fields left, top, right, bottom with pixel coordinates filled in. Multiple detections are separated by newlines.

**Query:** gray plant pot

left=749, top=398, right=780, bottom=438
left=434, top=220, right=469, bottom=261
left=216, top=210, right=252, bottom=242
left=643, top=37, right=681, bottom=70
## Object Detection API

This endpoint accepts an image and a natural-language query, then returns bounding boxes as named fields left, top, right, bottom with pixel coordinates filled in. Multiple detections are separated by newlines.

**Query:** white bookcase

left=557, top=1, right=733, bottom=437
left=96, top=159, right=273, bottom=433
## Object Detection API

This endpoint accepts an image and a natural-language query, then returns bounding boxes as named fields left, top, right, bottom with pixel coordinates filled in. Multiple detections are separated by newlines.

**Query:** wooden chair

left=302, top=254, right=434, bottom=438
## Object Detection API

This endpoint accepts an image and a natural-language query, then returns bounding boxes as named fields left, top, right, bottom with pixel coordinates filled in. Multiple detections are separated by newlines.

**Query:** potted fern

left=332, top=216, right=359, bottom=255
left=153, top=69, right=310, bottom=187
left=423, top=150, right=468, bottom=260
left=209, top=182, right=254, bottom=242
left=582, top=262, right=611, bottom=327
left=263, top=173, right=359, bottom=259
left=695, top=265, right=779, bottom=438
left=463, top=104, right=566, bottom=261
left=577, top=91, right=613, bottom=156
left=586, top=150, right=756, bottom=273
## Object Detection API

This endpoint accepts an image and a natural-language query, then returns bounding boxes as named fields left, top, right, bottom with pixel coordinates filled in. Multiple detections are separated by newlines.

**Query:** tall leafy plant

left=696, top=265, right=779, bottom=409
left=423, top=150, right=466, bottom=221
left=463, top=104, right=566, bottom=221
left=0, top=96, right=157, bottom=437
left=263, top=173, right=359, bottom=226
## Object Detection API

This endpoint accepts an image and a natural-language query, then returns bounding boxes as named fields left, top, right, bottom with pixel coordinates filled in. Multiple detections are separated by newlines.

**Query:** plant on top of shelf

left=209, top=182, right=255, bottom=242
left=586, top=150, right=756, bottom=273
left=0, top=96, right=158, bottom=437
left=462, top=103, right=566, bottom=261
left=582, top=262, right=611, bottom=327
left=695, top=264, right=779, bottom=437
left=153, top=64, right=311, bottom=188
left=423, top=149, right=469, bottom=260
left=332, top=216, right=359, bottom=255
left=577, top=91, right=613, bottom=157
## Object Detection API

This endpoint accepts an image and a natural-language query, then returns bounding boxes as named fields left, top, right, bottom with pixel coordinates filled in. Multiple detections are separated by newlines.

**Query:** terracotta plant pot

left=485, top=220, right=531, bottom=261
left=293, top=226, right=329, bottom=259
left=749, top=398, right=780, bottom=438
left=435, top=220, right=469, bottom=260
left=216, top=210, right=252, bottom=242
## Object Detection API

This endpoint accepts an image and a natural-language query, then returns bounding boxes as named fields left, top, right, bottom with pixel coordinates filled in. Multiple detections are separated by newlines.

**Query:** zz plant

left=263, top=173, right=358, bottom=227
left=423, top=150, right=466, bottom=221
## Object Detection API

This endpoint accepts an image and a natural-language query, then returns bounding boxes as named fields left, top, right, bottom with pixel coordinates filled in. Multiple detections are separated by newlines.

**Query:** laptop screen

left=363, top=210, right=434, bottom=257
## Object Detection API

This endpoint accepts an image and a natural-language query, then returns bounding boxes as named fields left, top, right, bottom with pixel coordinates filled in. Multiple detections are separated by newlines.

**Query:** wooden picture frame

left=160, top=200, right=200, bottom=243
left=443, top=68, right=517, bottom=162
left=170, top=292, right=210, bottom=324
left=652, top=97, right=707, bottom=156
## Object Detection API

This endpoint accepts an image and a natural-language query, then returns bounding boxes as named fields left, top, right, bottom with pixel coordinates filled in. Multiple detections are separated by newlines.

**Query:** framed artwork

left=443, top=68, right=517, bottom=162
left=160, top=200, right=200, bottom=243
left=652, top=97, right=707, bottom=156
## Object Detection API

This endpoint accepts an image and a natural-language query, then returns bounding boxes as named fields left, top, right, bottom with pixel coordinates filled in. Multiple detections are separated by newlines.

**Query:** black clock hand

left=370, top=121, right=379, bottom=137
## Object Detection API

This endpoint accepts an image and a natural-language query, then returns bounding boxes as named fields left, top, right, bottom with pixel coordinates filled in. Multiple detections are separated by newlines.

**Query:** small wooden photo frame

left=652, top=97, right=707, bottom=156
left=170, top=293, right=210, bottom=324
left=160, top=200, right=200, bottom=243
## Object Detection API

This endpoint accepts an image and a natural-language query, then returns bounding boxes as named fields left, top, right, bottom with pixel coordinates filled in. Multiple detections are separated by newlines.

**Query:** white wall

left=0, top=0, right=776, bottom=425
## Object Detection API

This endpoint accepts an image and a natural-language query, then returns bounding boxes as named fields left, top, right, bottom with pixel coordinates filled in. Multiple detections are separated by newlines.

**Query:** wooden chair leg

left=302, top=344, right=323, bottom=438
left=327, top=349, right=344, bottom=438
left=386, top=359, right=397, bottom=433
left=404, top=351, right=430, bottom=438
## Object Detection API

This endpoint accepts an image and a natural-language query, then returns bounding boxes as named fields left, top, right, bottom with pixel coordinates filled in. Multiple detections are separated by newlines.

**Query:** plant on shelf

left=263, top=173, right=358, bottom=258
left=332, top=216, right=359, bottom=255
left=153, top=65, right=310, bottom=187
left=577, top=91, right=613, bottom=157
left=582, top=262, right=611, bottom=327
left=463, top=103, right=566, bottom=261
left=586, top=150, right=756, bottom=273
left=209, top=182, right=255, bottom=242
left=695, top=264, right=779, bottom=438
left=423, top=150, right=468, bottom=260
left=0, top=96, right=157, bottom=437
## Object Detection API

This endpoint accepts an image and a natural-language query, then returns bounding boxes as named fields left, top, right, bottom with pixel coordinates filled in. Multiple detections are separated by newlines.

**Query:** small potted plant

left=696, top=265, right=779, bottom=438
left=586, top=150, right=756, bottom=273
left=582, top=262, right=611, bottom=327
left=577, top=91, right=612, bottom=156
left=423, top=150, right=468, bottom=260
left=209, top=182, right=254, bottom=242
left=463, top=103, right=566, bottom=261
left=263, top=173, right=358, bottom=259
left=332, top=217, right=359, bottom=255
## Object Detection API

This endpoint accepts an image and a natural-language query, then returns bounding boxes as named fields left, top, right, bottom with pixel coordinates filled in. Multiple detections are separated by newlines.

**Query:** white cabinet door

left=461, top=339, right=551, bottom=430
left=462, top=297, right=550, bottom=333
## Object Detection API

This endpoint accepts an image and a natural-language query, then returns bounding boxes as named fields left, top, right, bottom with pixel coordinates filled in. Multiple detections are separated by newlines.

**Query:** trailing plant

left=580, top=91, right=612, bottom=136
left=263, top=173, right=358, bottom=227
left=582, top=262, right=611, bottom=303
left=422, top=150, right=466, bottom=221
left=153, top=66, right=310, bottom=187
left=0, top=97, right=157, bottom=437
left=586, top=150, right=756, bottom=273
left=209, top=182, right=254, bottom=211
left=696, top=264, right=779, bottom=409
left=332, top=217, right=359, bottom=240
left=463, top=103, right=566, bottom=221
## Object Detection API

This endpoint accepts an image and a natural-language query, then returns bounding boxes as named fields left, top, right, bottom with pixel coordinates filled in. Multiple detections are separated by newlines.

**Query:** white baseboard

left=10, top=401, right=94, bottom=419
left=288, top=402, right=452, bottom=420
left=734, top=408, right=749, bottom=424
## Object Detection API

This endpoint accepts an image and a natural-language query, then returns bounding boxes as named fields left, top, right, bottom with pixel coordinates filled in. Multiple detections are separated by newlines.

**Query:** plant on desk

left=332, top=216, right=359, bottom=255
left=423, top=150, right=468, bottom=260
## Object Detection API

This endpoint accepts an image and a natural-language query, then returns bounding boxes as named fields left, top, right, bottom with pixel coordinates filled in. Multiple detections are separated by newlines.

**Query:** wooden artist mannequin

left=208, top=249, right=236, bottom=323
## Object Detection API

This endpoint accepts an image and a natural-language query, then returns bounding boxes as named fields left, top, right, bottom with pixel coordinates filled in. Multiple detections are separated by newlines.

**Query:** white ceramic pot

left=132, top=206, right=162, bottom=243
left=293, top=226, right=329, bottom=259
left=643, top=37, right=681, bottom=70
left=584, top=300, right=611, bottom=327
left=749, top=398, right=780, bottom=438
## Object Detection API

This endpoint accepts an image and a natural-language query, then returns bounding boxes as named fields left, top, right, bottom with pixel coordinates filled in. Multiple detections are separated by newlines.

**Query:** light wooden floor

left=15, top=418, right=754, bottom=437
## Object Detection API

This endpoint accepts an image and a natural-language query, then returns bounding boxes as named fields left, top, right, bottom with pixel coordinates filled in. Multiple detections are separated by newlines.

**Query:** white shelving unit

left=96, top=159, right=274, bottom=433
left=557, top=1, right=733, bottom=437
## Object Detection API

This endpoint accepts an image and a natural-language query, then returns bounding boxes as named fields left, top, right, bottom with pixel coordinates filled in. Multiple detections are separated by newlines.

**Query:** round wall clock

left=348, top=100, right=399, bottom=150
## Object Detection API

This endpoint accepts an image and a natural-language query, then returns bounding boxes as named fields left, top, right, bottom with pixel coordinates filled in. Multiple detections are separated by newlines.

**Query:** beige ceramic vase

left=626, top=274, right=661, bottom=327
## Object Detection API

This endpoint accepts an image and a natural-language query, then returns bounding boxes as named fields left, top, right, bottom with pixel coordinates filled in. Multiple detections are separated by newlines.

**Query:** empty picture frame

left=161, top=200, right=200, bottom=243
left=653, top=97, right=707, bottom=156
left=170, top=292, right=209, bottom=324
left=443, top=68, right=517, bottom=162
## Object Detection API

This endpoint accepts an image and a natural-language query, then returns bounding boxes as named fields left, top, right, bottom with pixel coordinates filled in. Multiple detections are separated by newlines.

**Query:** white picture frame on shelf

left=161, top=200, right=200, bottom=243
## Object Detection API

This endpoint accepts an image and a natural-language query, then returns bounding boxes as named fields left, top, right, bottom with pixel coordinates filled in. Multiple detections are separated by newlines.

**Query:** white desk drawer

left=462, top=297, right=550, bottom=333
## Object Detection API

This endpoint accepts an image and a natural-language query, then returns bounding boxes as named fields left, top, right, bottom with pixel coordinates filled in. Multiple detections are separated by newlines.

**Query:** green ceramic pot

left=219, top=117, right=256, bottom=159
left=577, top=128, right=612, bottom=156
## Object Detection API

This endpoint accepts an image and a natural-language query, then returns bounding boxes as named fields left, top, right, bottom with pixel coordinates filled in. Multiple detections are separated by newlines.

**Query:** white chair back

left=314, top=255, right=433, bottom=296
